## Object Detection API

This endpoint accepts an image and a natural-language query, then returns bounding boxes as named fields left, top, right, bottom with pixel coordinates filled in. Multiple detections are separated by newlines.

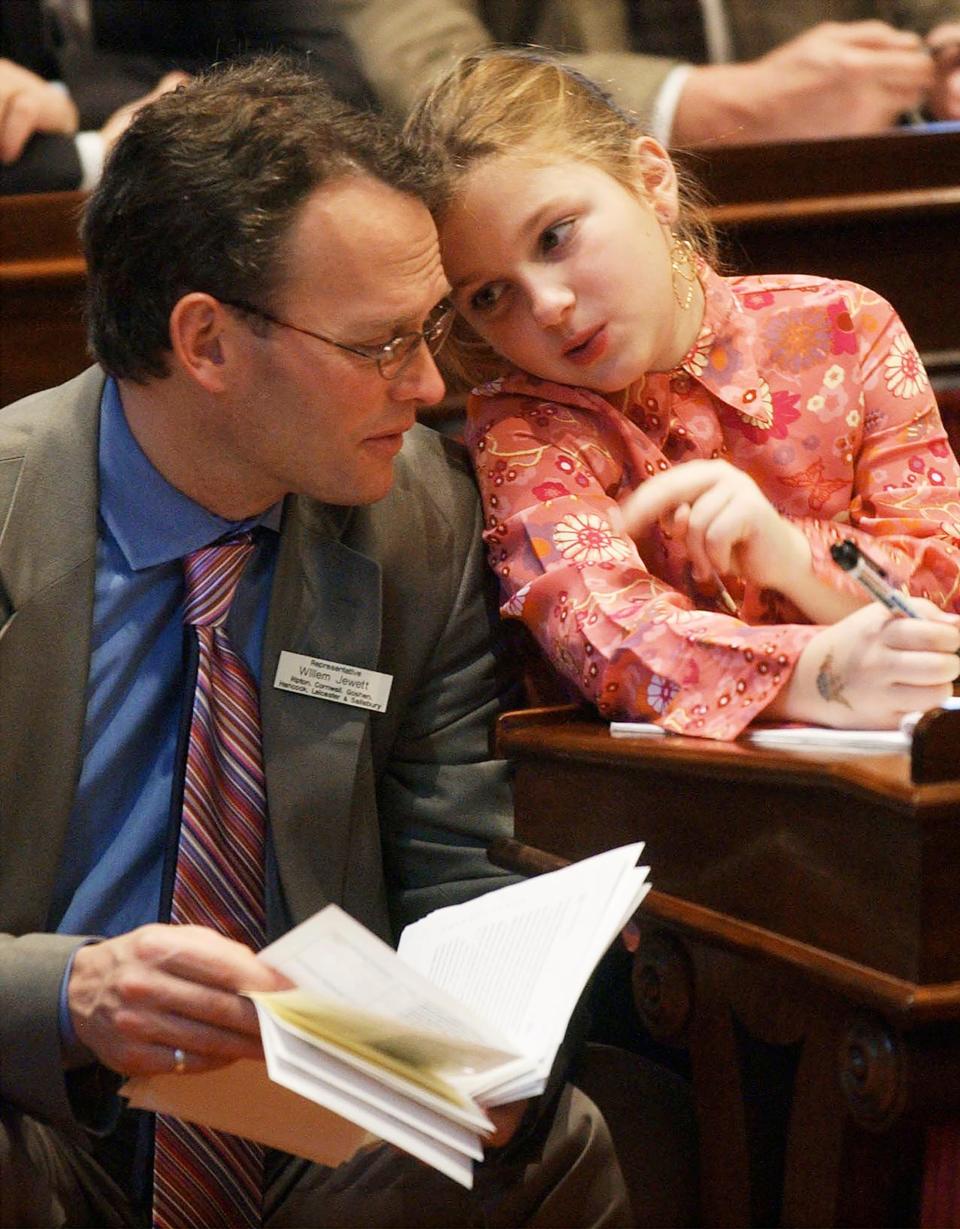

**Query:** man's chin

left=312, top=464, right=397, bottom=508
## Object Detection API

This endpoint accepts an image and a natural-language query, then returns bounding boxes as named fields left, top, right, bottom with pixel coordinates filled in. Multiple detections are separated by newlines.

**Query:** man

left=332, top=0, right=960, bottom=144
left=0, top=0, right=374, bottom=193
left=0, top=57, right=628, bottom=1227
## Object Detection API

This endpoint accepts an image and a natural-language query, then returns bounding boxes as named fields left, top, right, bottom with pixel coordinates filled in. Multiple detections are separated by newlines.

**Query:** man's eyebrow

left=451, top=272, right=479, bottom=293
left=358, top=293, right=453, bottom=333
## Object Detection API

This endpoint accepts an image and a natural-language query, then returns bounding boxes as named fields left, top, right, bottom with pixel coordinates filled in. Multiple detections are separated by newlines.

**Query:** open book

left=122, top=842, right=650, bottom=1188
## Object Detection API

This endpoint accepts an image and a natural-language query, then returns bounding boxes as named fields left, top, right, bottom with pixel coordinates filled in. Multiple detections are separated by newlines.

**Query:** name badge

left=274, top=651, right=393, bottom=713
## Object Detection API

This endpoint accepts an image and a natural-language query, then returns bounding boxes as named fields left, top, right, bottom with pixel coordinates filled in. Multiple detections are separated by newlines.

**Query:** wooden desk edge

left=708, top=184, right=960, bottom=228
left=496, top=707, right=960, bottom=799
left=489, top=836, right=960, bottom=1024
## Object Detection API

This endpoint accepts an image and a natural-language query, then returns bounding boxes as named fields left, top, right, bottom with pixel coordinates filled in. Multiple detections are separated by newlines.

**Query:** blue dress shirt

left=50, top=378, right=280, bottom=940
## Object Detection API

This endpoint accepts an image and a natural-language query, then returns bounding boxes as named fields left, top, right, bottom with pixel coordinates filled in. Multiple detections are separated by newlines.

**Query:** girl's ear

left=630, top=136, right=681, bottom=226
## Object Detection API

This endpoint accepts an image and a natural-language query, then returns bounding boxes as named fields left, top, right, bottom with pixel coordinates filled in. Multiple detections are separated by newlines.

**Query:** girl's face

left=439, top=143, right=704, bottom=393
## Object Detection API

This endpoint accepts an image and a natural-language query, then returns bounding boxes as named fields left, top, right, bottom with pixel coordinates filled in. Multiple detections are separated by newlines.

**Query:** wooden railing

left=4, top=127, right=960, bottom=410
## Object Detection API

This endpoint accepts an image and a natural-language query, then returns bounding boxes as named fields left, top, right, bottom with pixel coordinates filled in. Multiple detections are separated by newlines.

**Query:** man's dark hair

left=83, top=55, right=435, bottom=381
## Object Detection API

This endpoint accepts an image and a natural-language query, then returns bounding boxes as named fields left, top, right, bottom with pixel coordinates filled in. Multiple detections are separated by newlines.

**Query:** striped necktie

left=153, top=533, right=266, bottom=1229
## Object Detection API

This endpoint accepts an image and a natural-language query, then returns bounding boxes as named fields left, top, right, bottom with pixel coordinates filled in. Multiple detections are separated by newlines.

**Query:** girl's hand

left=767, top=600, right=960, bottom=729
left=618, top=460, right=809, bottom=594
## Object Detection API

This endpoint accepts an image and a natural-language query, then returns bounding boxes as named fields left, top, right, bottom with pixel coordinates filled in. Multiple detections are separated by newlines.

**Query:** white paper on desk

left=609, top=719, right=912, bottom=752
left=398, top=842, right=650, bottom=1105
left=121, top=1058, right=368, bottom=1168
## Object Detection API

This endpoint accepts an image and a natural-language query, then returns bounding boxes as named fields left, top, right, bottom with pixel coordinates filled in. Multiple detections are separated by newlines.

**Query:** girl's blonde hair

left=404, top=48, right=717, bottom=389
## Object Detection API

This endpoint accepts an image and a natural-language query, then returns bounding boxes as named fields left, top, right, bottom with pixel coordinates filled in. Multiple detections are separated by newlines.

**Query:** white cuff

left=75, top=129, right=105, bottom=191
left=649, top=65, right=693, bottom=146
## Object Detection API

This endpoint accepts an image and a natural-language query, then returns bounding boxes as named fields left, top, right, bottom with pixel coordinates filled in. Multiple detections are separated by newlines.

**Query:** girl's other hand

left=766, top=600, right=960, bottom=729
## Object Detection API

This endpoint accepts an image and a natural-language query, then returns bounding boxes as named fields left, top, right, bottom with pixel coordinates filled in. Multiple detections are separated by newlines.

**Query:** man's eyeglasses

left=221, top=296, right=454, bottom=380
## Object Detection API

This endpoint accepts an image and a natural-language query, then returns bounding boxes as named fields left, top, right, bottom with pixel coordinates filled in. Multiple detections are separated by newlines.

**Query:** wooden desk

left=494, top=706, right=960, bottom=1227
left=1, top=191, right=88, bottom=407
left=678, top=127, right=960, bottom=389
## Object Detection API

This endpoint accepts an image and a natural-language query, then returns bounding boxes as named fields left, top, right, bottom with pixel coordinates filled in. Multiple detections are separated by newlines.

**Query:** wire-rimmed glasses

left=221, top=296, right=454, bottom=379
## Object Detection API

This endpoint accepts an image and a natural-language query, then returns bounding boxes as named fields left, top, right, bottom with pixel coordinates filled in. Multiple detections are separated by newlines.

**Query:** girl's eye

left=470, top=282, right=506, bottom=314
left=539, top=218, right=574, bottom=255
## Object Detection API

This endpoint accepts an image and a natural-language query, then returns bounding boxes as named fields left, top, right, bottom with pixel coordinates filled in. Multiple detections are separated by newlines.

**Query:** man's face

left=223, top=175, right=448, bottom=508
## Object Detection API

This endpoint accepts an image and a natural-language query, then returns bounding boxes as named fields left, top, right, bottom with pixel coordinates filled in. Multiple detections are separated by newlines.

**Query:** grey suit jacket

left=334, top=0, right=960, bottom=121
left=0, top=366, right=516, bottom=1128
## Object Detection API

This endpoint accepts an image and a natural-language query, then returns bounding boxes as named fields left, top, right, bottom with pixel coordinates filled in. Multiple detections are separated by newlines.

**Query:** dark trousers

left=0, top=1084, right=632, bottom=1228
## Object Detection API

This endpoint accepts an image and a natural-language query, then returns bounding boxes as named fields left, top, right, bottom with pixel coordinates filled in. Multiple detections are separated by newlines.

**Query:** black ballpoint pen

left=830, top=539, right=921, bottom=618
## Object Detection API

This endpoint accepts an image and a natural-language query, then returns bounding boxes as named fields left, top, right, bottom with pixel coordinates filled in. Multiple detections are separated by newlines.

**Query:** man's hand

left=0, top=59, right=78, bottom=164
left=927, top=23, right=960, bottom=120
left=486, top=1099, right=529, bottom=1149
left=673, top=20, right=933, bottom=144
left=766, top=599, right=960, bottom=728
left=68, top=924, right=292, bottom=1076
left=618, top=459, right=809, bottom=597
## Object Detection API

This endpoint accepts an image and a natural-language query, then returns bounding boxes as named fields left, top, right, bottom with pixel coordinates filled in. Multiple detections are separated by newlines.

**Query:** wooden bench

left=1, top=191, right=88, bottom=407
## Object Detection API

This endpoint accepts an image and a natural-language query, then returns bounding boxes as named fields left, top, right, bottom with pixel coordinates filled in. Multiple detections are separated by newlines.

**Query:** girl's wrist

left=763, top=521, right=813, bottom=601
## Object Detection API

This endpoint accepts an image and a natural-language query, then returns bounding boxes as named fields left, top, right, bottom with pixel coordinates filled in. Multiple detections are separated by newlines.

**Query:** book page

left=398, top=843, right=650, bottom=1092
left=257, top=1009, right=481, bottom=1187
left=254, top=988, right=517, bottom=1080
left=260, top=903, right=520, bottom=1058
left=256, top=1002, right=494, bottom=1125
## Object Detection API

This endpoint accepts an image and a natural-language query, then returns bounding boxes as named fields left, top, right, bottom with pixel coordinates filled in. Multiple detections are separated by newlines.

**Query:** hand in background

left=767, top=599, right=960, bottom=728
left=673, top=20, right=932, bottom=144
left=99, top=70, right=191, bottom=153
left=927, top=22, right=960, bottom=120
left=0, top=59, right=78, bottom=164
left=68, top=923, right=292, bottom=1077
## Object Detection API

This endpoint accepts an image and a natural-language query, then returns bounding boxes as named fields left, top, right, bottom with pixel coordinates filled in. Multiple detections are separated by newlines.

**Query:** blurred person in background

left=0, top=0, right=374, bottom=193
left=333, top=0, right=960, bottom=144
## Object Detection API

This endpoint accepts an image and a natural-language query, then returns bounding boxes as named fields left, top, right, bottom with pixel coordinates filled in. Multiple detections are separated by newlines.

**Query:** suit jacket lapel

left=260, top=498, right=384, bottom=930
left=0, top=369, right=102, bottom=932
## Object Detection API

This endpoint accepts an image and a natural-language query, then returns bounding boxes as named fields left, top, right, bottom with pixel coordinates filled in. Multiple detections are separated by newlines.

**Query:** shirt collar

left=98, top=377, right=281, bottom=571
left=479, top=263, right=774, bottom=430
left=672, top=262, right=774, bottom=429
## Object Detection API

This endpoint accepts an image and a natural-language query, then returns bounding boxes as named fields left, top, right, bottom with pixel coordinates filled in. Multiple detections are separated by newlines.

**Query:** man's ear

left=169, top=293, right=232, bottom=392
left=630, top=136, right=681, bottom=226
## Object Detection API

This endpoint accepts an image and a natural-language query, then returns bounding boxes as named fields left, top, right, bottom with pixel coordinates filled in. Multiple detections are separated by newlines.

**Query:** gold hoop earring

left=670, top=235, right=697, bottom=311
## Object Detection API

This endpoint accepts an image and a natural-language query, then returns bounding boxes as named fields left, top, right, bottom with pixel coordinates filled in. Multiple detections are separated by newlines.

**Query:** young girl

left=405, top=49, right=960, bottom=740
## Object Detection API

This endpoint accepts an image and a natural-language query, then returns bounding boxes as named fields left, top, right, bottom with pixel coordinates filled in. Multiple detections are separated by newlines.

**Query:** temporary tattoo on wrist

left=816, top=651, right=852, bottom=708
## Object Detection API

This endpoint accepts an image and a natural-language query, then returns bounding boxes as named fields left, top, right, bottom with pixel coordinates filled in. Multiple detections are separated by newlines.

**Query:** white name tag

left=274, top=651, right=393, bottom=713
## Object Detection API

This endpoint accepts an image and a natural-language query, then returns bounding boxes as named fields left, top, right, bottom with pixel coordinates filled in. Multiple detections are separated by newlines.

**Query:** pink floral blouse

left=465, top=267, right=960, bottom=739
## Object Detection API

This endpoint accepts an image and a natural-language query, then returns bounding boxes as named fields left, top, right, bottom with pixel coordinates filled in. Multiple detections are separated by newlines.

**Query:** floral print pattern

left=553, top=513, right=633, bottom=565
left=884, top=332, right=929, bottom=399
left=466, top=267, right=960, bottom=739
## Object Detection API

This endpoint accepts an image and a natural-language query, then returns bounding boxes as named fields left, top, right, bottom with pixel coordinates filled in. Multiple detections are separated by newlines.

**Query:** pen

left=830, top=538, right=921, bottom=618
left=711, top=569, right=739, bottom=616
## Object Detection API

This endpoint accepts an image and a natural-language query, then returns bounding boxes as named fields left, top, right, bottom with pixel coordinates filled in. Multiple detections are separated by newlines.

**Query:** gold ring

left=172, top=1047, right=188, bottom=1075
